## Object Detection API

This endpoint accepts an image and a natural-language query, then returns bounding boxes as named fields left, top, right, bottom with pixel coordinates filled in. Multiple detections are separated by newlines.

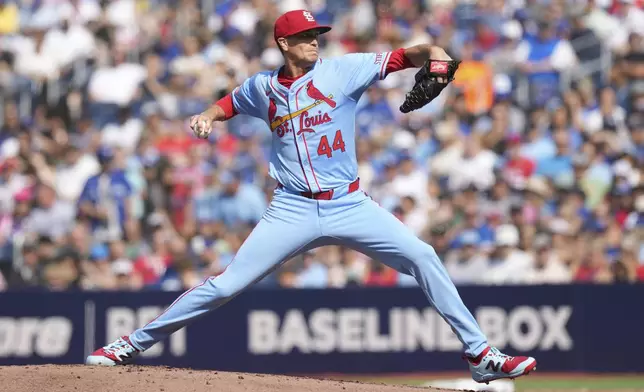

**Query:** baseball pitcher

left=87, top=10, right=537, bottom=384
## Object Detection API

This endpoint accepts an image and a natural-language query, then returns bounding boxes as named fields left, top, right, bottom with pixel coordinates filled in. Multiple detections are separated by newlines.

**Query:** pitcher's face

left=280, top=29, right=321, bottom=66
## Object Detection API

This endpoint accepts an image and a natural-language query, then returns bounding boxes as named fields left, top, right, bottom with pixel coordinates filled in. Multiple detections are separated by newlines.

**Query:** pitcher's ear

left=277, top=38, right=288, bottom=52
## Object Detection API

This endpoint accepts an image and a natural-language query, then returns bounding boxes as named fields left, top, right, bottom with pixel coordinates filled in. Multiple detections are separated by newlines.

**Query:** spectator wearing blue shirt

left=536, top=128, right=573, bottom=180
left=234, top=135, right=263, bottom=184
left=356, top=87, right=395, bottom=137
left=192, top=165, right=218, bottom=223
left=452, top=203, right=495, bottom=250
left=154, top=32, right=182, bottom=64
left=22, top=182, right=76, bottom=241
left=550, top=104, right=583, bottom=151
left=520, top=123, right=556, bottom=162
left=208, top=170, right=267, bottom=228
left=514, top=21, right=578, bottom=106
left=294, top=251, right=328, bottom=288
left=78, top=147, right=135, bottom=243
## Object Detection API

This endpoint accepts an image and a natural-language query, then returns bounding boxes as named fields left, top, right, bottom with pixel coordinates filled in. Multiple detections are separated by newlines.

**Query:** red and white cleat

left=85, top=336, right=140, bottom=366
left=467, top=346, right=537, bottom=384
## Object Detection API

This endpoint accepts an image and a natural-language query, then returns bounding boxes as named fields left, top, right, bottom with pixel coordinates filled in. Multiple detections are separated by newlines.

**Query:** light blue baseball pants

left=129, top=185, right=488, bottom=357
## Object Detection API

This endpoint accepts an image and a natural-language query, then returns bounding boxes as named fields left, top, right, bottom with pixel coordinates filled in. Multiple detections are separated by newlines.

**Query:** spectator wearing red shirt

left=133, top=229, right=172, bottom=286
left=364, top=261, right=398, bottom=287
left=503, top=134, right=535, bottom=188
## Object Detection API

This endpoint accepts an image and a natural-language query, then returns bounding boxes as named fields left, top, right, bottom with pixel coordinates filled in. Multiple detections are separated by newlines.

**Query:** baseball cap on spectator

left=147, top=212, right=165, bottom=230
left=435, top=120, right=458, bottom=142
left=96, top=146, right=115, bottom=165
left=572, top=153, right=590, bottom=168
left=0, top=138, right=19, bottom=159
left=613, top=182, right=632, bottom=197
left=392, top=131, right=416, bottom=151
left=459, top=230, right=481, bottom=248
left=218, top=170, right=234, bottom=185
left=90, top=244, right=109, bottom=261
left=507, top=133, right=522, bottom=145
left=396, top=150, right=414, bottom=163
left=382, top=151, right=398, bottom=167
left=274, top=10, right=331, bottom=41
left=534, top=233, right=551, bottom=250
left=502, top=20, right=523, bottom=41
left=112, top=258, right=133, bottom=276
left=141, top=150, right=160, bottom=168
left=14, top=187, right=33, bottom=203
left=495, top=224, right=519, bottom=247
left=549, top=218, right=572, bottom=236
left=494, top=74, right=513, bottom=100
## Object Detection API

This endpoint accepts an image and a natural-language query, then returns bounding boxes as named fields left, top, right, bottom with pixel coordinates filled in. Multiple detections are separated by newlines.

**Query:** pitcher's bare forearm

left=202, top=103, right=227, bottom=122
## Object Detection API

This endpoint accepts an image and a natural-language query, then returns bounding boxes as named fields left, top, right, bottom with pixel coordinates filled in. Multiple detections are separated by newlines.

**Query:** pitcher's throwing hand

left=189, top=114, right=213, bottom=139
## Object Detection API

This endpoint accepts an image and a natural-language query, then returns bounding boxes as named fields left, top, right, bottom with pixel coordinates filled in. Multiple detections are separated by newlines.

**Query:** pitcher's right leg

left=86, top=189, right=321, bottom=365
left=320, top=191, right=536, bottom=383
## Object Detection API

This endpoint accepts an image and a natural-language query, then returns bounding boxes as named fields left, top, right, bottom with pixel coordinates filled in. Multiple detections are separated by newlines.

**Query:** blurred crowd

left=0, top=0, right=643, bottom=292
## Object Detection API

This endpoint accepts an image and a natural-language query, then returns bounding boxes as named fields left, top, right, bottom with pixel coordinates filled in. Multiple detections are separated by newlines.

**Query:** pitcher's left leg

left=321, top=191, right=536, bottom=382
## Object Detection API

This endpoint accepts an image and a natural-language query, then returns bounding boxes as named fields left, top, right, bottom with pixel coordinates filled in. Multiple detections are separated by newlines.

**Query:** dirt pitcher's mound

left=0, top=365, right=449, bottom=392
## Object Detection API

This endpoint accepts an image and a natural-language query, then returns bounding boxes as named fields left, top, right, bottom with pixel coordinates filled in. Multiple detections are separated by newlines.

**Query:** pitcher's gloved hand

left=399, top=59, right=461, bottom=114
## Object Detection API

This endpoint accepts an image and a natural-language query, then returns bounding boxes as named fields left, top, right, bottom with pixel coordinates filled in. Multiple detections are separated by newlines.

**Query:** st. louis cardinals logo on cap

left=273, top=9, right=332, bottom=40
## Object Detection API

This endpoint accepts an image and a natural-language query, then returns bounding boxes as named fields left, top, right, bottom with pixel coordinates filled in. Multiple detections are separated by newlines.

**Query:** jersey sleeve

left=231, top=73, right=264, bottom=119
left=336, top=52, right=392, bottom=100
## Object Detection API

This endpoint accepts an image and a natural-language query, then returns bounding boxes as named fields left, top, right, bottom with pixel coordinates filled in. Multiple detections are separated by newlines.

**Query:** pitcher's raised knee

left=409, top=242, right=440, bottom=264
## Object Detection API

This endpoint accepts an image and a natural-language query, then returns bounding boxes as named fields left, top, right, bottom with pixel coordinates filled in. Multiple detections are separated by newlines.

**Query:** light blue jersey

left=232, top=53, right=392, bottom=193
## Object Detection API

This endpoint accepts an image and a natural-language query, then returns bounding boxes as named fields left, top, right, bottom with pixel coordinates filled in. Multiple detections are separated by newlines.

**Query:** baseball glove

left=399, top=59, right=461, bottom=113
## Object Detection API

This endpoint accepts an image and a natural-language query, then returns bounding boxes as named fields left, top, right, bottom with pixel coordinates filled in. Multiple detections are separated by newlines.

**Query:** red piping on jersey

left=300, top=134, right=321, bottom=192
left=295, top=84, right=303, bottom=109
left=269, top=72, right=288, bottom=100
left=295, top=83, right=322, bottom=193
left=379, top=52, right=389, bottom=80
left=270, top=72, right=312, bottom=193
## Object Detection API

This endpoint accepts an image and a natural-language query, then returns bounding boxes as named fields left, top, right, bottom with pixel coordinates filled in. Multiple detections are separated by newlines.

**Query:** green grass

left=344, top=375, right=644, bottom=390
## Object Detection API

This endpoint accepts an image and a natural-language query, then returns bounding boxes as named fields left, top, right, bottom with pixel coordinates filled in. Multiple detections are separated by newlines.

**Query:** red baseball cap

left=274, top=10, right=331, bottom=41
